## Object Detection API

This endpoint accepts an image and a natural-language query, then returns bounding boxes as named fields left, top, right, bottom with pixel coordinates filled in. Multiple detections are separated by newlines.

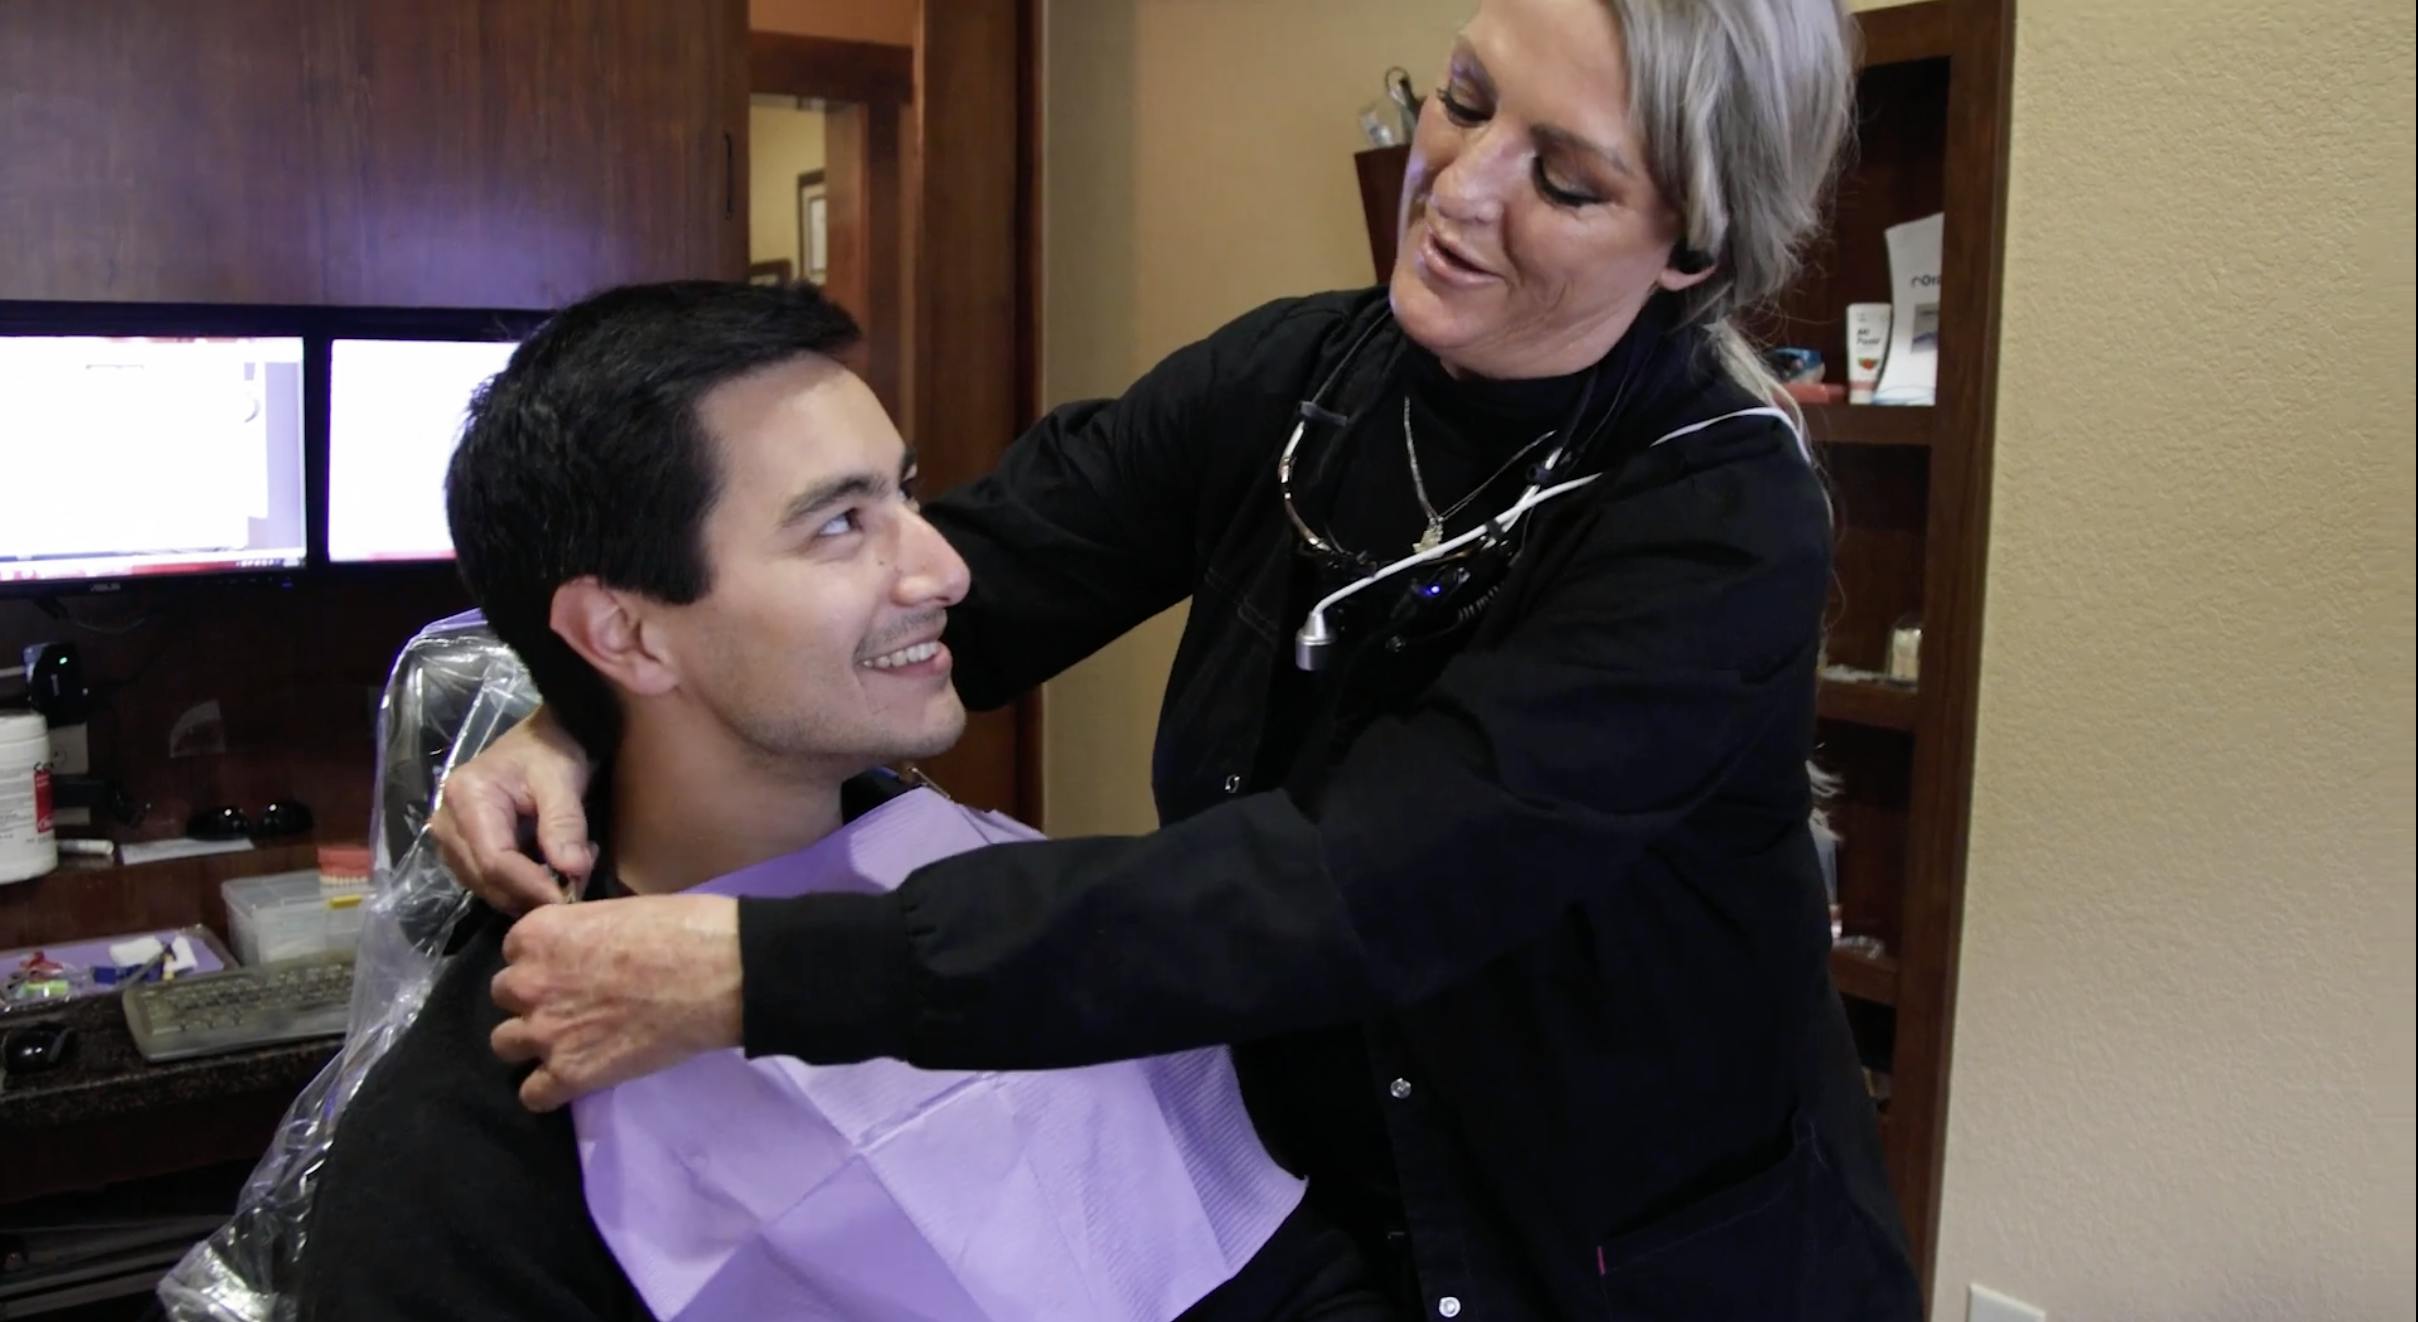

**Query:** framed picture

left=746, top=259, right=793, bottom=287
left=797, top=169, right=828, bottom=283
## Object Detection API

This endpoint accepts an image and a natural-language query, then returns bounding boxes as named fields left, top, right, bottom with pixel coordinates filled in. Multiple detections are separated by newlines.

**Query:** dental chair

left=158, top=613, right=536, bottom=1321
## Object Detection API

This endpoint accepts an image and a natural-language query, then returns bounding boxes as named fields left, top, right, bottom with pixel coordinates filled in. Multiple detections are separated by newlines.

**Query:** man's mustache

left=855, top=610, right=948, bottom=661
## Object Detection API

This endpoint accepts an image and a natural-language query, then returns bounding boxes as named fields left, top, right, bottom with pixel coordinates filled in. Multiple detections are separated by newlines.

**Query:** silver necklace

left=1401, top=397, right=1557, bottom=553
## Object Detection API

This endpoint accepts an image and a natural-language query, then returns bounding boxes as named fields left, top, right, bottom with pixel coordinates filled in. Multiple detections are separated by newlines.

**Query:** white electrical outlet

left=1969, top=1284, right=2046, bottom=1322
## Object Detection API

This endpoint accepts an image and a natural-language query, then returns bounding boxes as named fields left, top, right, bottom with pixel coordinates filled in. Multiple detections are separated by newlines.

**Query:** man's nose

left=896, top=507, right=970, bottom=608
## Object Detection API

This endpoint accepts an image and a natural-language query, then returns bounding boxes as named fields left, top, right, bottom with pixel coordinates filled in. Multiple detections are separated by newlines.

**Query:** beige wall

left=748, top=100, right=826, bottom=274
left=1037, top=2, right=2417, bottom=1316
left=1931, top=0, right=2415, bottom=1317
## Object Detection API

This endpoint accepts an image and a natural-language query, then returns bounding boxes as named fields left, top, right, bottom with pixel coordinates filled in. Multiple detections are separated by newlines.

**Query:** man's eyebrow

left=777, top=471, right=889, bottom=527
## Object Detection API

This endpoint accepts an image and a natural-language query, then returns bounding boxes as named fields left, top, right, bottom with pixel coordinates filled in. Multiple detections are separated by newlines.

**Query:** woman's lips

left=1417, top=223, right=1499, bottom=287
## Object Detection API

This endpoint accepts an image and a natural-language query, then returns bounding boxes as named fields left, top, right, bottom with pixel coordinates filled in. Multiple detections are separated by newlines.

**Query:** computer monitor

left=0, top=335, right=308, bottom=589
left=326, top=337, right=520, bottom=564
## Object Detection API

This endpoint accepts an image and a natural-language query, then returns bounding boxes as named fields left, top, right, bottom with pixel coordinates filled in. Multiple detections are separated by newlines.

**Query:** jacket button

left=1221, top=774, right=1243, bottom=794
left=1438, top=1298, right=1462, bottom=1319
left=1389, top=1078, right=1413, bottom=1100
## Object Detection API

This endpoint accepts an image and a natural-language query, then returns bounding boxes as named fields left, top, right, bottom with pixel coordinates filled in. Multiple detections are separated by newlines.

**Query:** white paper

left=119, top=837, right=256, bottom=866
left=1874, top=213, right=1942, bottom=406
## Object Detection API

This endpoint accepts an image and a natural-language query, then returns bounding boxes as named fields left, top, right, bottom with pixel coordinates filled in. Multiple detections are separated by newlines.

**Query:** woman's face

left=1390, top=0, right=1710, bottom=380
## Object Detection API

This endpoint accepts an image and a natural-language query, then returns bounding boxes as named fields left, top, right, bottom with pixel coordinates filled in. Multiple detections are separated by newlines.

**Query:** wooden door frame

left=746, top=14, right=1044, bottom=825
left=748, top=33, right=911, bottom=421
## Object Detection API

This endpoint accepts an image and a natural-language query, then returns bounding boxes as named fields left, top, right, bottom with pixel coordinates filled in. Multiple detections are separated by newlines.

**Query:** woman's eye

left=815, top=510, right=863, bottom=539
left=1533, top=159, right=1600, bottom=208
left=1436, top=87, right=1488, bottom=125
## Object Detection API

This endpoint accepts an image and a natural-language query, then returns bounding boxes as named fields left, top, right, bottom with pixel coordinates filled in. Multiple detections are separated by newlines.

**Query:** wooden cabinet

left=0, top=0, right=747, bottom=308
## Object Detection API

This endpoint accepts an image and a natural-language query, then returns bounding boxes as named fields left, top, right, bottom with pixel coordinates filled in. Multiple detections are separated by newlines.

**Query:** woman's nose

left=1428, top=126, right=1516, bottom=228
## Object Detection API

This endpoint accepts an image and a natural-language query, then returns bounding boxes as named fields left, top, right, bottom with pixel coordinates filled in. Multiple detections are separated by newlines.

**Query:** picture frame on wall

left=746, top=259, right=793, bottom=286
left=797, top=169, right=828, bottom=284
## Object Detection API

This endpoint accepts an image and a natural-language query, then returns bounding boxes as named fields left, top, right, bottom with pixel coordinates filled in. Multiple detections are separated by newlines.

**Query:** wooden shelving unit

left=1804, top=402, right=1936, bottom=448
left=1818, top=677, right=1921, bottom=731
left=1796, top=0, right=2015, bottom=1289
left=1831, top=945, right=1901, bottom=1006
left=1348, top=0, right=2013, bottom=1292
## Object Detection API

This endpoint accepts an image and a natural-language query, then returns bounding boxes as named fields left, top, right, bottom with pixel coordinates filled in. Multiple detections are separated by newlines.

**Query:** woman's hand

left=489, top=893, right=744, bottom=1110
left=429, top=706, right=598, bottom=914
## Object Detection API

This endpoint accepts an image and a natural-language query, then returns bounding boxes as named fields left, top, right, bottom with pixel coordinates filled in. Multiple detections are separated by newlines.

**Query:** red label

left=32, top=766, right=52, bottom=835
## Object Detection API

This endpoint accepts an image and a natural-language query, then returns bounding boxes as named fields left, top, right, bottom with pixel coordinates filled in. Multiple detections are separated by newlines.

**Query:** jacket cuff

left=737, top=893, right=918, bottom=1064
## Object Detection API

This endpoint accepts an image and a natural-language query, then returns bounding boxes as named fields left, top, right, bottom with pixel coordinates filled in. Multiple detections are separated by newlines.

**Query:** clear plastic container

left=223, top=869, right=366, bottom=966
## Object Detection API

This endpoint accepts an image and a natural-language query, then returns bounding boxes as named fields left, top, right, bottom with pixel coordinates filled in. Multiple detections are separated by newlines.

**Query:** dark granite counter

left=0, top=990, right=336, bottom=1133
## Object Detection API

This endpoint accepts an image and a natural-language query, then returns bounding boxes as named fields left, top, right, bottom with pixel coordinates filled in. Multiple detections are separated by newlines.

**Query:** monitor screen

left=0, top=335, right=307, bottom=588
left=327, top=337, right=520, bottom=564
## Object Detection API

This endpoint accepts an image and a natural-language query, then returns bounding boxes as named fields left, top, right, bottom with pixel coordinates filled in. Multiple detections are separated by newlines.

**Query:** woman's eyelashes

left=1435, top=86, right=1603, bottom=209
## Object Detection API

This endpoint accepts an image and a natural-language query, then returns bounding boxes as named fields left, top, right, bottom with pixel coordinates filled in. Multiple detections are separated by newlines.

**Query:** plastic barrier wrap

left=159, top=612, right=534, bottom=1321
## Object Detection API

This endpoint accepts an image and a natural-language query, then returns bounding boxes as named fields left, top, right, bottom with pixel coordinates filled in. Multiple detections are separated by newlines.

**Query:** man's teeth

left=862, top=641, right=941, bottom=670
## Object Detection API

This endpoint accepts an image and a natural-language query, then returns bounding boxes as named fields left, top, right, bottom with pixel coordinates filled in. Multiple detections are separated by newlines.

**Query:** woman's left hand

left=489, top=894, right=746, bottom=1111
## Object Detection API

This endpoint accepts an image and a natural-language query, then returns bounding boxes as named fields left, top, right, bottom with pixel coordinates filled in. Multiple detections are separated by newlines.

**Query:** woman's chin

left=1388, top=267, right=1474, bottom=358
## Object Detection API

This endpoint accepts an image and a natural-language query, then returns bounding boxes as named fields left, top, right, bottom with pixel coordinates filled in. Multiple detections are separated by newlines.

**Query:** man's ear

left=549, top=577, right=680, bottom=697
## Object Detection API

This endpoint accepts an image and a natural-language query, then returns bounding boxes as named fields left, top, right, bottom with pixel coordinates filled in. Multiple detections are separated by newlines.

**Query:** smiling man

left=293, top=281, right=1388, bottom=1321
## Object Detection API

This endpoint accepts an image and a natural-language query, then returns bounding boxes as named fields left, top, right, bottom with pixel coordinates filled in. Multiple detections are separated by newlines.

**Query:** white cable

left=1302, top=473, right=1602, bottom=629
left=1291, top=405, right=1800, bottom=669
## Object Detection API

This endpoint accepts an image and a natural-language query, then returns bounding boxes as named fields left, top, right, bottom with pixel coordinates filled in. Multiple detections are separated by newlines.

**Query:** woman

left=437, top=0, right=1919, bottom=1316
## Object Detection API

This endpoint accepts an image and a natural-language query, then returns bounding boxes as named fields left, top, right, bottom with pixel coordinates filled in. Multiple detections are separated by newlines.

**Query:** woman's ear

left=549, top=578, right=680, bottom=697
left=1658, top=247, right=1718, bottom=293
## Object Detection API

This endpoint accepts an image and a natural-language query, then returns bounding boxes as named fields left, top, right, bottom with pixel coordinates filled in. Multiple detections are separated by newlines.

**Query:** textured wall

left=1036, top=1, right=2418, bottom=1314
left=1930, top=0, right=2416, bottom=1316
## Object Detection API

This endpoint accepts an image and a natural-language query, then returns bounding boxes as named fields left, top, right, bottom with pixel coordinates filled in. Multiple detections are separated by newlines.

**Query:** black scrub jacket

left=739, top=288, right=1921, bottom=1321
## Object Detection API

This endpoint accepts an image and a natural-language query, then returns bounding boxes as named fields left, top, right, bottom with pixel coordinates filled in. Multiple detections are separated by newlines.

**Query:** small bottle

left=1886, top=614, right=1923, bottom=686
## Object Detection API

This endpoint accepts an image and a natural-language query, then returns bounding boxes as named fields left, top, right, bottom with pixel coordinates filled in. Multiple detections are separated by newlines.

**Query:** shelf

left=1817, top=677, right=1919, bottom=731
left=1804, top=403, right=1935, bottom=448
left=1832, top=945, right=1901, bottom=1006
left=1857, top=0, right=1953, bottom=69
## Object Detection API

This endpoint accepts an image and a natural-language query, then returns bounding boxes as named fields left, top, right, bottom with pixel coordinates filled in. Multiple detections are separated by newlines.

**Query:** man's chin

left=889, top=704, right=968, bottom=764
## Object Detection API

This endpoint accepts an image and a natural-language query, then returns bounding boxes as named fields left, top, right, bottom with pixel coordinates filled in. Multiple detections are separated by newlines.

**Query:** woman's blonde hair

left=1608, top=0, right=1858, bottom=432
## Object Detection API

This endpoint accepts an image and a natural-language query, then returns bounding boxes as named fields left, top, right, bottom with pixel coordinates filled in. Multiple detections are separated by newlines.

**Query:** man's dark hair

left=447, top=280, right=861, bottom=766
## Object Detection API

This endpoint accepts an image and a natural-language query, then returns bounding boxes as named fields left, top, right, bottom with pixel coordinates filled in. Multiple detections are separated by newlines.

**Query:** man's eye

left=816, top=510, right=862, bottom=539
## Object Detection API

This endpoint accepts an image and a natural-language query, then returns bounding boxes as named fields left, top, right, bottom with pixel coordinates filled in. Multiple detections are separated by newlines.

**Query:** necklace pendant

left=1415, top=520, right=1444, bottom=554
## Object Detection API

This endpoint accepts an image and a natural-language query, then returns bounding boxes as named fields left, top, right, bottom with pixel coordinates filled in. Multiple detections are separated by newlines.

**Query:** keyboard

left=122, top=956, right=354, bottom=1062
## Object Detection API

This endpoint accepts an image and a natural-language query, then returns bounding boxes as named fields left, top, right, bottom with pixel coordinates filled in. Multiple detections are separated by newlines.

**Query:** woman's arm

left=742, top=421, right=1834, bottom=1069
left=927, top=294, right=1342, bottom=708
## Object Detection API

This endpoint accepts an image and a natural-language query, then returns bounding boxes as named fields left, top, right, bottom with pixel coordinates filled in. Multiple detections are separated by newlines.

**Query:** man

left=295, top=281, right=1388, bottom=1320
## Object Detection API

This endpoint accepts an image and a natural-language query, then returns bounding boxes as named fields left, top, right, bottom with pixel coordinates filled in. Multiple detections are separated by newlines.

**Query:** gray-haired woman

left=435, top=0, right=1921, bottom=1316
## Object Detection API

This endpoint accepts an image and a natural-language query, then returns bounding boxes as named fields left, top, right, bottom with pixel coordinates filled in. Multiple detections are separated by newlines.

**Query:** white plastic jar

left=0, top=710, right=59, bottom=884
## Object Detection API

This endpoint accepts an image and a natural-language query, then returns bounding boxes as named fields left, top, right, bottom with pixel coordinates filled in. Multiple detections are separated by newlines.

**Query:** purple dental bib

left=572, top=789, right=1304, bottom=1321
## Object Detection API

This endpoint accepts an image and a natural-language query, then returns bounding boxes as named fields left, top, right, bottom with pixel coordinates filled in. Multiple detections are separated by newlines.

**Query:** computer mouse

left=2, top=1022, right=76, bottom=1075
